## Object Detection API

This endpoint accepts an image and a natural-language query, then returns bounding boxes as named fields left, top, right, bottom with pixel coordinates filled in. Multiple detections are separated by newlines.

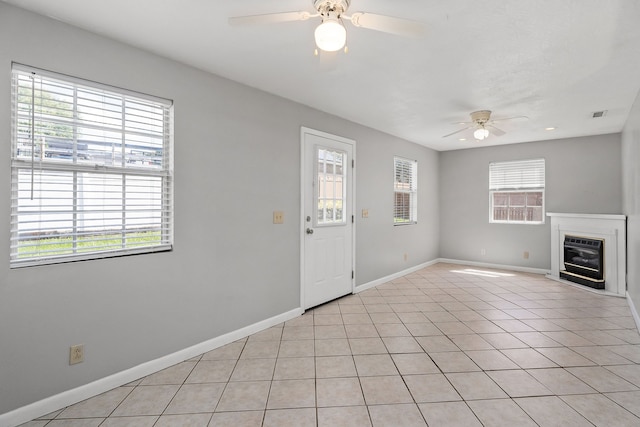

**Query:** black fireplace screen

left=561, top=235, right=605, bottom=289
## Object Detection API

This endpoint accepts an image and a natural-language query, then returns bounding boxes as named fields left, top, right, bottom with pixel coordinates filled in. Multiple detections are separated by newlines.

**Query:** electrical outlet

left=362, top=209, right=369, bottom=218
left=403, top=253, right=408, bottom=261
left=273, top=211, right=284, bottom=224
left=69, top=344, right=84, bottom=365
left=523, top=251, right=530, bottom=259
left=480, top=248, right=486, bottom=256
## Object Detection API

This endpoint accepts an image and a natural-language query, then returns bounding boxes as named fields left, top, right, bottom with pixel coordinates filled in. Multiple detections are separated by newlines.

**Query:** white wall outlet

left=69, top=344, right=84, bottom=365
left=273, top=211, right=284, bottom=224
left=403, top=253, right=408, bottom=261
left=480, top=248, right=486, bottom=256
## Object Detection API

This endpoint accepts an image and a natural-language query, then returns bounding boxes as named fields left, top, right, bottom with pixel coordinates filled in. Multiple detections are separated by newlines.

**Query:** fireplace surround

left=547, top=213, right=626, bottom=297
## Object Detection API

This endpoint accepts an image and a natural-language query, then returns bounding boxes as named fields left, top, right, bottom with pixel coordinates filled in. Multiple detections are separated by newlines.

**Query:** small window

left=10, top=64, right=173, bottom=267
left=394, top=156, right=417, bottom=225
left=316, top=147, right=346, bottom=226
left=489, top=159, right=545, bottom=224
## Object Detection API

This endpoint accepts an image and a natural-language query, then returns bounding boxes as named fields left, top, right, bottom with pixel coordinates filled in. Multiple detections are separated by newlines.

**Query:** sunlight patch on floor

left=450, top=268, right=516, bottom=278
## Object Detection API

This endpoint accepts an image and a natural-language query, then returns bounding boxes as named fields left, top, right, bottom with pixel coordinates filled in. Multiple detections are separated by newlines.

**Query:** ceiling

left=4, top=0, right=640, bottom=151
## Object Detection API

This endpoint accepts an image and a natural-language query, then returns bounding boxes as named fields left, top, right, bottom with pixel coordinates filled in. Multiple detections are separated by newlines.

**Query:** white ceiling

left=4, top=0, right=640, bottom=151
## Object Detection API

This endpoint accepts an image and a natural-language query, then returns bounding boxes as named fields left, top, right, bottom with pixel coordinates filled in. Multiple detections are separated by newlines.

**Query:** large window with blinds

left=489, top=159, right=545, bottom=224
left=394, top=156, right=418, bottom=225
left=10, top=64, right=173, bottom=267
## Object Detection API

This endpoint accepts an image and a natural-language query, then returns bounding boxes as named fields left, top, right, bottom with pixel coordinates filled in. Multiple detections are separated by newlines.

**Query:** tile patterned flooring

left=23, top=263, right=640, bottom=426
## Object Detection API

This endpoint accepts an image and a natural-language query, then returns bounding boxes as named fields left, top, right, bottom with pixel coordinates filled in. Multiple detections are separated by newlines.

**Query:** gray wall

left=0, top=3, right=439, bottom=414
left=622, top=90, right=640, bottom=315
left=439, top=134, right=622, bottom=269
left=356, top=133, right=440, bottom=284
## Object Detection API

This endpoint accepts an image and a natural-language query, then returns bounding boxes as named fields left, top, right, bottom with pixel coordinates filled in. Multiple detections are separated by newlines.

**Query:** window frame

left=314, top=145, right=347, bottom=227
left=10, top=63, right=174, bottom=268
left=393, top=156, right=418, bottom=225
left=489, top=159, right=545, bottom=225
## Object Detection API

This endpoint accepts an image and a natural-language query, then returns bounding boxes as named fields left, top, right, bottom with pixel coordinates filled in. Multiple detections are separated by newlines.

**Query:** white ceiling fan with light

left=229, top=0, right=425, bottom=54
left=443, top=110, right=529, bottom=141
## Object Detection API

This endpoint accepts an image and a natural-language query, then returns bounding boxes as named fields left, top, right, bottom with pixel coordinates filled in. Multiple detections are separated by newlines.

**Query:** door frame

left=300, top=126, right=356, bottom=311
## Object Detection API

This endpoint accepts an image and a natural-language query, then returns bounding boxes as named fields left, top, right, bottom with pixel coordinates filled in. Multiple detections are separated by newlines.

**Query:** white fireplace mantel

left=547, top=213, right=626, bottom=296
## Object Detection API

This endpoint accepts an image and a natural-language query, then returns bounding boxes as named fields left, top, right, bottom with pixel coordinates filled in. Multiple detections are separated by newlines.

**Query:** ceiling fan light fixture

left=314, top=16, right=346, bottom=52
left=473, top=128, right=489, bottom=140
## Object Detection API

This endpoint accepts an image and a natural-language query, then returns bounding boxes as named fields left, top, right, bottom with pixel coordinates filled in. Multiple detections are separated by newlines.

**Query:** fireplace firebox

left=559, top=235, right=605, bottom=289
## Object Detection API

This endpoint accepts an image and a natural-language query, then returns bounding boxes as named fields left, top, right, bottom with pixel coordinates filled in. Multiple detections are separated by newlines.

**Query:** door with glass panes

left=301, top=128, right=354, bottom=309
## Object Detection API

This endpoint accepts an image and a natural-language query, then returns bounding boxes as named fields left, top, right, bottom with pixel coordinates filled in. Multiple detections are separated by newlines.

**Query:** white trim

left=627, top=292, right=640, bottom=333
left=355, top=259, right=440, bottom=293
left=436, top=258, right=550, bottom=275
left=547, top=212, right=626, bottom=220
left=300, top=128, right=306, bottom=311
left=0, top=307, right=303, bottom=427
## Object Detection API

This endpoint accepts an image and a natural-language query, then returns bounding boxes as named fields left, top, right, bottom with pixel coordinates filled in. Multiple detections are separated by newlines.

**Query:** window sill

left=10, top=244, right=173, bottom=269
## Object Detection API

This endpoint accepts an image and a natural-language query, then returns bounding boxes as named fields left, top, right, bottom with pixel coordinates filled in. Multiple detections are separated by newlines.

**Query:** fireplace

left=547, top=213, right=626, bottom=297
left=560, top=235, right=605, bottom=289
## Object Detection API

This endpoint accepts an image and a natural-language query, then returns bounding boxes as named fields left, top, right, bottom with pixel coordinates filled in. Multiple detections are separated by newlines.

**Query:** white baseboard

left=0, top=307, right=303, bottom=427
left=436, top=258, right=550, bottom=276
left=355, top=258, right=549, bottom=294
left=628, top=292, right=640, bottom=334
left=355, top=259, right=440, bottom=293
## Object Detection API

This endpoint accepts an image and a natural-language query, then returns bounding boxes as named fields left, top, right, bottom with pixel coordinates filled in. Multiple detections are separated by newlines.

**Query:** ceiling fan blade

left=347, top=12, right=426, bottom=37
left=229, top=11, right=315, bottom=26
left=491, top=115, right=529, bottom=123
left=488, top=125, right=506, bottom=136
left=442, top=126, right=472, bottom=138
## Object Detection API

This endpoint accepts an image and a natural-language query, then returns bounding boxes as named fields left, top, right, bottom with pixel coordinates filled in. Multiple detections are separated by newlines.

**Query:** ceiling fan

left=229, top=0, right=425, bottom=54
left=442, top=110, right=529, bottom=141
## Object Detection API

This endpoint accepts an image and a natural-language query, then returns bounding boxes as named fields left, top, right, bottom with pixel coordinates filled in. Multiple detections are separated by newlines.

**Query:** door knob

left=306, top=228, right=314, bottom=235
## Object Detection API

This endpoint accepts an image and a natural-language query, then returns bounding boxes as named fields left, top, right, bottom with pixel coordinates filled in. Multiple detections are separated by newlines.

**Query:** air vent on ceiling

left=592, top=110, right=608, bottom=118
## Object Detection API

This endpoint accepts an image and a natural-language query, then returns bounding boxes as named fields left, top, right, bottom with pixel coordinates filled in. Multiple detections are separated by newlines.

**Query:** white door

left=301, top=127, right=354, bottom=310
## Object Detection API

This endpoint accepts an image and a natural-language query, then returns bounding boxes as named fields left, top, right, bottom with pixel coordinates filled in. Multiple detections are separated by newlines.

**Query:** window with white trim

left=394, top=156, right=417, bottom=225
left=10, top=64, right=173, bottom=267
left=489, top=159, right=545, bottom=224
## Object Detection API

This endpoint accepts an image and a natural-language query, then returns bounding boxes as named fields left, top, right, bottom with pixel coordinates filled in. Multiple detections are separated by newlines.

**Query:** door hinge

left=352, top=270, right=354, bottom=279
left=352, top=215, right=354, bottom=223
left=352, top=159, right=355, bottom=168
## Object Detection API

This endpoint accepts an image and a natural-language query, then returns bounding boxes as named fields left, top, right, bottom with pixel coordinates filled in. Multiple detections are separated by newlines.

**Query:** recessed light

left=459, top=138, right=467, bottom=141
left=545, top=127, right=556, bottom=131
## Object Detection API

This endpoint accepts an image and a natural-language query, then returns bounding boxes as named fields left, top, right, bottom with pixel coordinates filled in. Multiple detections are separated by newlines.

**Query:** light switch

left=362, top=209, right=369, bottom=218
left=273, top=211, right=284, bottom=224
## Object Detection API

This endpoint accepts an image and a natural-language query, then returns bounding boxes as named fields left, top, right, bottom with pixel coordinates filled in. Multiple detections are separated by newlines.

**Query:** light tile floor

left=22, top=263, right=640, bottom=426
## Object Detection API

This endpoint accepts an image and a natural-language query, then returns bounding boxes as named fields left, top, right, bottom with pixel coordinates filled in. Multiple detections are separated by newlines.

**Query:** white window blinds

left=489, top=159, right=545, bottom=190
left=10, top=64, right=173, bottom=267
left=394, top=156, right=418, bottom=224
